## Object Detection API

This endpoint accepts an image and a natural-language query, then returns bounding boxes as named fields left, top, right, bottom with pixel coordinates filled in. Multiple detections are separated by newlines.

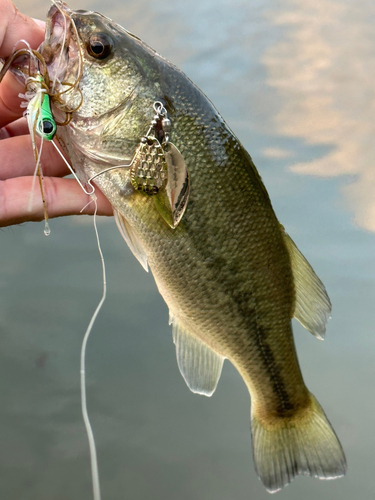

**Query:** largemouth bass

left=17, top=2, right=346, bottom=492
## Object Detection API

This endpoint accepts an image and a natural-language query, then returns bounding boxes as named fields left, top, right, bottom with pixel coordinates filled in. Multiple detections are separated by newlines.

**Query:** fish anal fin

left=251, top=393, right=346, bottom=492
left=281, top=228, right=331, bottom=340
left=171, top=315, right=224, bottom=397
left=114, top=210, right=148, bottom=272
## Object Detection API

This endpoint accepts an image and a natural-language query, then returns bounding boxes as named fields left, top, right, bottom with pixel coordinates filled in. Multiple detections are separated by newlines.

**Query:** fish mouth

left=40, top=2, right=82, bottom=96
left=1, top=2, right=81, bottom=92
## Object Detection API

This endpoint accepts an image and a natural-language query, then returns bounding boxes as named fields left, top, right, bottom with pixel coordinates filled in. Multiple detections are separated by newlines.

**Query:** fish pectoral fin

left=281, top=228, right=331, bottom=340
left=114, top=210, right=148, bottom=272
left=171, top=314, right=224, bottom=397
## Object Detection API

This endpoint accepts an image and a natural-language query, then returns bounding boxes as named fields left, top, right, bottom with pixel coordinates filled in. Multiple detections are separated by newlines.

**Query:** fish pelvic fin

left=170, top=313, right=225, bottom=397
left=281, top=228, right=331, bottom=340
left=251, top=393, right=346, bottom=493
left=114, top=210, right=148, bottom=272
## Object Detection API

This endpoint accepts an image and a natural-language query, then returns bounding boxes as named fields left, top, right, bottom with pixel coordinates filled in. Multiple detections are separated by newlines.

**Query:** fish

left=14, top=1, right=346, bottom=492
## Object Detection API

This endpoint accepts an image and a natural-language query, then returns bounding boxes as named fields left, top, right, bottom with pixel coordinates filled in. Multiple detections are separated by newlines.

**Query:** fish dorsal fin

left=114, top=210, right=149, bottom=272
left=281, top=228, right=331, bottom=340
left=170, top=314, right=225, bottom=397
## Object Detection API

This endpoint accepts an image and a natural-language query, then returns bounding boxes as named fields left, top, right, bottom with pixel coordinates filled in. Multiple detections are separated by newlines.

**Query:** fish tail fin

left=251, top=393, right=346, bottom=493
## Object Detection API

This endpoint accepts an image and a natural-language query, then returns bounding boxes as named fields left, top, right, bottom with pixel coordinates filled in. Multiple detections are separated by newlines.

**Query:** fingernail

left=0, top=128, right=10, bottom=140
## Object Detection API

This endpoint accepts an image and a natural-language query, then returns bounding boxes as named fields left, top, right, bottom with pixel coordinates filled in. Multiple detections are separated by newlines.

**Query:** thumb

left=0, top=0, right=45, bottom=127
left=0, top=0, right=44, bottom=57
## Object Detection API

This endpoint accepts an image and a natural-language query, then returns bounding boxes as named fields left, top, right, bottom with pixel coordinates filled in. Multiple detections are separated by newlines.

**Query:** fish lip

left=39, top=2, right=82, bottom=95
left=44, top=2, right=72, bottom=50
left=3, top=2, right=77, bottom=86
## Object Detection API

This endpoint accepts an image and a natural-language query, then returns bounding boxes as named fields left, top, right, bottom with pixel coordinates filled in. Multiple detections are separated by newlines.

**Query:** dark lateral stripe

left=255, top=324, right=297, bottom=415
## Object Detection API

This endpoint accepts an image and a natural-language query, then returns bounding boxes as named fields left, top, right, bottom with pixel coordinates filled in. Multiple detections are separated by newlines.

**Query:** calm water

left=1, top=0, right=375, bottom=498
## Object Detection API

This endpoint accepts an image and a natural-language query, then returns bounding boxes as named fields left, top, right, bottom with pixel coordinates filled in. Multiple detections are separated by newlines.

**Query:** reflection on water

left=263, top=0, right=375, bottom=230
left=1, top=0, right=375, bottom=499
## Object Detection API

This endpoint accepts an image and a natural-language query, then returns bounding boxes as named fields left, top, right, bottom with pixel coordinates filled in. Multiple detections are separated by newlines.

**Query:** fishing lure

left=0, top=30, right=83, bottom=236
left=21, top=73, right=56, bottom=235
left=23, top=74, right=56, bottom=142
left=37, top=92, right=57, bottom=140
left=129, top=102, right=190, bottom=228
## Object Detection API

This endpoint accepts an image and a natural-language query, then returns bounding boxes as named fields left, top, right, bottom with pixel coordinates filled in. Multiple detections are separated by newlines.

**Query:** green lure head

left=37, top=93, right=56, bottom=141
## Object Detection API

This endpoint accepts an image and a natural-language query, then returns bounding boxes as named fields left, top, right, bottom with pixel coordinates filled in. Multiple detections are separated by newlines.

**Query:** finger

left=0, top=72, right=25, bottom=127
left=32, top=19, right=45, bottom=30
left=0, top=134, right=70, bottom=179
left=0, top=116, right=29, bottom=137
left=0, top=1, right=44, bottom=57
left=0, top=1, right=45, bottom=125
left=0, top=177, right=113, bottom=227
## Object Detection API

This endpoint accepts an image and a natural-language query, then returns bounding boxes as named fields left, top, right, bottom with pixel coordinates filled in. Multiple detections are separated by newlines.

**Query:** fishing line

left=27, top=132, right=44, bottom=213
left=51, top=138, right=106, bottom=500
left=51, top=138, right=134, bottom=194
left=80, top=194, right=106, bottom=500
left=3, top=19, right=109, bottom=500
left=51, top=139, right=95, bottom=195
left=19, top=76, right=51, bottom=233
left=11, top=39, right=34, bottom=56
left=27, top=135, right=51, bottom=236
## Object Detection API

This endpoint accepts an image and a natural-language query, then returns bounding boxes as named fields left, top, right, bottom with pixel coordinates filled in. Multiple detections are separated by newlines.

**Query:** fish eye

left=87, top=33, right=113, bottom=60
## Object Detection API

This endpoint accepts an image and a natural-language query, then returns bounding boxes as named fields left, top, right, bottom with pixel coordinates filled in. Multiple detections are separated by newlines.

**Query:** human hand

left=0, top=0, right=112, bottom=227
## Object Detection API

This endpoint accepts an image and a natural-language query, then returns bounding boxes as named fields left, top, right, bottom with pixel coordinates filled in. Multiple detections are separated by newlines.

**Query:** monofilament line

left=80, top=196, right=106, bottom=500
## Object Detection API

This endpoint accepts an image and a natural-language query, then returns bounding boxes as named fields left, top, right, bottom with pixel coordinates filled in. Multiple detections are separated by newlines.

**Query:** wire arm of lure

left=152, top=101, right=171, bottom=144
left=49, top=102, right=172, bottom=194
left=51, top=140, right=135, bottom=196
left=51, top=140, right=96, bottom=196
left=41, top=98, right=188, bottom=230
left=73, top=102, right=173, bottom=193
left=153, top=101, right=167, bottom=116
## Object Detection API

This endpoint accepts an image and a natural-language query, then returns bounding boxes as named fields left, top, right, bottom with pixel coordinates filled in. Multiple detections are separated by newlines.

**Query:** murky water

left=1, top=0, right=375, bottom=498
